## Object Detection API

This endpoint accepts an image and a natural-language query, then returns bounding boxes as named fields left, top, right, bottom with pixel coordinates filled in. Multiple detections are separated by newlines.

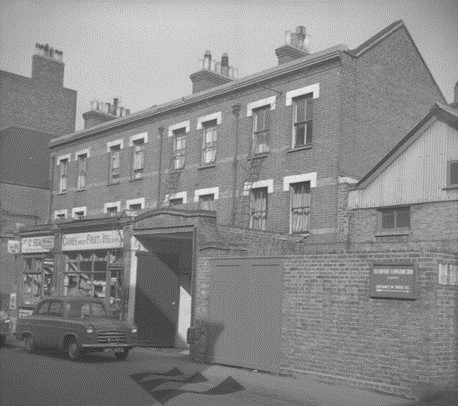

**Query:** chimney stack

left=32, top=43, right=65, bottom=86
left=275, top=26, right=310, bottom=65
left=189, top=51, right=238, bottom=94
left=82, top=98, right=130, bottom=129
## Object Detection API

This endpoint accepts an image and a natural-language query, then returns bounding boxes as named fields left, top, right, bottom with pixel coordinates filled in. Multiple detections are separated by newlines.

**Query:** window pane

left=381, top=210, right=395, bottom=229
left=450, top=161, right=458, bottom=185
left=295, top=124, right=305, bottom=146
left=295, top=97, right=306, bottom=123
left=396, top=207, right=410, bottom=228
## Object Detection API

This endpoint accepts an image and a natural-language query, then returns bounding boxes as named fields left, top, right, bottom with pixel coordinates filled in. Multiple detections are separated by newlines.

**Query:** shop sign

left=438, top=263, right=458, bottom=286
left=21, top=236, right=54, bottom=253
left=370, top=264, right=417, bottom=299
left=62, top=230, right=123, bottom=251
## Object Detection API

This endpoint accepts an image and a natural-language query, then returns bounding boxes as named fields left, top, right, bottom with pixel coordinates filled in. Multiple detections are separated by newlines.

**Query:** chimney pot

left=203, top=50, right=212, bottom=70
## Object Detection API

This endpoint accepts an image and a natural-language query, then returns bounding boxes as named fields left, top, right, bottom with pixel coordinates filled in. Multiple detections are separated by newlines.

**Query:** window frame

left=172, top=127, right=187, bottom=170
left=292, top=93, right=313, bottom=148
left=76, top=153, right=88, bottom=189
left=109, top=144, right=121, bottom=184
left=446, top=159, right=458, bottom=188
left=131, top=138, right=145, bottom=180
left=250, top=187, right=268, bottom=230
left=59, top=158, right=69, bottom=193
left=198, top=194, right=215, bottom=210
left=201, top=119, right=218, bottom=165
left=378, top=206, right=411, bottom=230
left=252, top=105, right=270, bottom=155
left=289, top=181, right=311, bottom=234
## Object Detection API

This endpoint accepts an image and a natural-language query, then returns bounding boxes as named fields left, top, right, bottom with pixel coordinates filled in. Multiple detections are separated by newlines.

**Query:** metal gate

left=208, top=257, right=283, bottom=373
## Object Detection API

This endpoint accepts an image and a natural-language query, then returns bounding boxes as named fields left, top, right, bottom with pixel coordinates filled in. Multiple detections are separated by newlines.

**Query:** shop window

left=132, top=139, right=145, bottom=179
left=446, top=160, right=458, bottom=188
left=22, top=256, right=54, bottom=305
left=379, top=206, right=410, bottom=230
left=199, top=194, right=215, bottom=210
left=36, top=301, right=50, bottom=315
left=172, top=127, right=187, bottom=170
left=252, top=105, right=270, bottom=154
left=202, top=120, right=217, bottom=165
left=290, top=181, right=311, bottom=234
left=250, top=187, right=268, bottom=230
left=64, top=251, right=123, bottom=315
left=76, top=153, right=87, bottom=189
left=292, top=94, right=313, bottom=148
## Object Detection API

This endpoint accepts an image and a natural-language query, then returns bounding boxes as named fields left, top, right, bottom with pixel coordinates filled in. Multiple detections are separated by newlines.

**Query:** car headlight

left=131, top=326, right=138, bottom=334
left=86, top=325, right=94, bottom=334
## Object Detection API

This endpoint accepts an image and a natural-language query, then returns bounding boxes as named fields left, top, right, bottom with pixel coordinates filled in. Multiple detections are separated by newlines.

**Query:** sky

left=0, top=0, right=457, bottom=131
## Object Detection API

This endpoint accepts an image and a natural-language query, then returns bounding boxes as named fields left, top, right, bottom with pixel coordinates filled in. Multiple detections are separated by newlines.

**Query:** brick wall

left=0, top=69, right=76, bottom=136
left=193, top=243, right=458, bottom=396
left=340, top=26, right=445, bottom=179
left=349, top=200, right=458, bottom=253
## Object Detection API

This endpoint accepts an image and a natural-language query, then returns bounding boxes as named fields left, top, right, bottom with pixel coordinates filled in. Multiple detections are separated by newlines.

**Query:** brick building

left=0, top=44, right=77, bottom=312
left=16, top=22, right=454, bottom=395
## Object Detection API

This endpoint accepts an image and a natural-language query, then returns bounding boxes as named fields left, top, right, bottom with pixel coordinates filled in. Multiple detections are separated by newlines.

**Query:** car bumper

left=81, top=343, right=135, bottom=350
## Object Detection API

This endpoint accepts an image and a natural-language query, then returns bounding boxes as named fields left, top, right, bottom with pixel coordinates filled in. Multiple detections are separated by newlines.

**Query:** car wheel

left=0, top=335, right=6, bottom=347
left=24, top=335, right=36, bottom=354
left=114, top=349, right=129, bottom=361
left=66, top=337, right=81, bottom=361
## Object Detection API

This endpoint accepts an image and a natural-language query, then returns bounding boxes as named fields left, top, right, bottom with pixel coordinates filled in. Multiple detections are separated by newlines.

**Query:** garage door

left=208, top=257, right=283, bottom=373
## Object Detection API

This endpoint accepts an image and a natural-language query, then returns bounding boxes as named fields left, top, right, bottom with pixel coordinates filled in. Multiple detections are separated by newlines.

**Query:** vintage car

left=0, top=311, right=12, bottom=347
left=15, top=296, right=137, bottom=361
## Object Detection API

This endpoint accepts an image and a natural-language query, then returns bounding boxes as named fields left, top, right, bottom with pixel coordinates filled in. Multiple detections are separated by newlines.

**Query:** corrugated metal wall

left=350, top=121, right=458, bottom=208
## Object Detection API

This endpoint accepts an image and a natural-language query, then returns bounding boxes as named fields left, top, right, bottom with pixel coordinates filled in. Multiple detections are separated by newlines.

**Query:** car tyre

left=67, top=337, right=81, bottom=361
left=114, top=349, right=129, bottom=361
left=24, top=334, right=36, bottom=354
left=0, top=335, right=6, bottom=347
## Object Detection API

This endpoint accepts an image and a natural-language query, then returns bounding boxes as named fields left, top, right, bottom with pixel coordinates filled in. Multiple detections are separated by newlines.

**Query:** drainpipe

left=231, top=104, right=241, bottom=225
left=156, top=126, right=165, bottom=208
left=48, top=155, right=56, bottom=222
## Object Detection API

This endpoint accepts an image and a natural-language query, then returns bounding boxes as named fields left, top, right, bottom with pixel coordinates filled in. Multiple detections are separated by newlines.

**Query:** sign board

left=370, top=264, right=417, bottom=299
left=9, top=293, right=17, bottom=310
left=62, top=230, right=123, bottom=251
left=7, top=240, right=20, bottom=254
left=21, top=236, right=54, bottom=253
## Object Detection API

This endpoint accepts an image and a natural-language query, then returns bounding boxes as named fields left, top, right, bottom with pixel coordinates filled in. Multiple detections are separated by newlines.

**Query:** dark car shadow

left=23, top=347, right=121, bottom=363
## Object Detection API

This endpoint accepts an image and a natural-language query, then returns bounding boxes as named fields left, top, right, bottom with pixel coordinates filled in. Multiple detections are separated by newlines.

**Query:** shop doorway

left=135, top=252, right=180, bottom=347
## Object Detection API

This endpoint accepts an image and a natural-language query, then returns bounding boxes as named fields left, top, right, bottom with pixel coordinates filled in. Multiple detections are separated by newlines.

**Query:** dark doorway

left=134, top=252, right=180, bottom=347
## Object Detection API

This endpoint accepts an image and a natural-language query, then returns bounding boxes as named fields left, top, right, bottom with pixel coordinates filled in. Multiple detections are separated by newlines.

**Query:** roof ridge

left=350, top=20, right=404, bottom=56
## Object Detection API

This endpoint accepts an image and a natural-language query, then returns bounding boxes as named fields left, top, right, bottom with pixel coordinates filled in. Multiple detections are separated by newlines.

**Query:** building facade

left=16, top=22, right=455, bottom=395
left=0, top=44, right=77, bottom=312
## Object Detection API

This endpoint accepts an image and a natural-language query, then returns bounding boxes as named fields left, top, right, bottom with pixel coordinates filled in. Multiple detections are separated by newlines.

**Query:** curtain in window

left=250, top=188, right=267, bottom=230
left=173, top=135, right=186, bottom=170
left=293, top=95, right=313, bottom=147
left=133, top=142, right=144, bottom=171
left=253, top=107, right=270, bottom=154
left=203, top=124, right=217, bottom=164
left=60, top=160, right=68, bottom=191
left=77, top=155, right=87, bottom=188
left=291, top=182, right=310, bottom=233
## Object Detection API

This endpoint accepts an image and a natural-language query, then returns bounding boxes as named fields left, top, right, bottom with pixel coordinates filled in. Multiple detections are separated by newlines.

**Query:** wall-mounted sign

left=62, top=230, right=123, bottom=251
left=9, top=293, right=17, bottom=310
left=370, top=264, right=417, bottom=299
left=21, top=236, right=54, bottom=253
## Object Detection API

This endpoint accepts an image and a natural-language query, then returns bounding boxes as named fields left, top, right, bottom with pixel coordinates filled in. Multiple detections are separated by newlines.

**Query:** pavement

left=4, top=334, right=456, bottom=406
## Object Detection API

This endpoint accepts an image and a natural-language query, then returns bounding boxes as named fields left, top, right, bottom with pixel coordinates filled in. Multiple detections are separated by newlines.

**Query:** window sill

left=57, top=191, right=67, bottom=195
left=107, top=182, right=120, bottom=186
left=129, top=177, right=143, bottom=182
left=75, top=188, right=86, bottom=192
left=198, top=163, right=216, bottom=170
left=375, top=229, right=410, bottom=237
left=287, top=145, right=312, bottom=153
left=249, top=152, right=269, bottom=160
left=442, top=185, right=458, bottom=191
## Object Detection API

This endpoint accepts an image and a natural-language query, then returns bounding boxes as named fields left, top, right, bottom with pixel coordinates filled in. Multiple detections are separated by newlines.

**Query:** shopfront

left=20, top=235, right=55, bottom=311
left=61, top=230, right=125, bottom=317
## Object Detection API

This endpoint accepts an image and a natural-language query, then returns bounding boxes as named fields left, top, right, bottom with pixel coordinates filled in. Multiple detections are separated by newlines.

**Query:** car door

left=46, top=300, right=65, bottom=348
left=30, top=300, right=50, bottom=347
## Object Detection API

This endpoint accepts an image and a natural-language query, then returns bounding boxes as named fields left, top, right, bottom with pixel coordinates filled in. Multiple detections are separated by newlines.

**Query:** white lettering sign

left=21, top=236, right=54, bottom=253
left=62, top=230, right=123, bottom=251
